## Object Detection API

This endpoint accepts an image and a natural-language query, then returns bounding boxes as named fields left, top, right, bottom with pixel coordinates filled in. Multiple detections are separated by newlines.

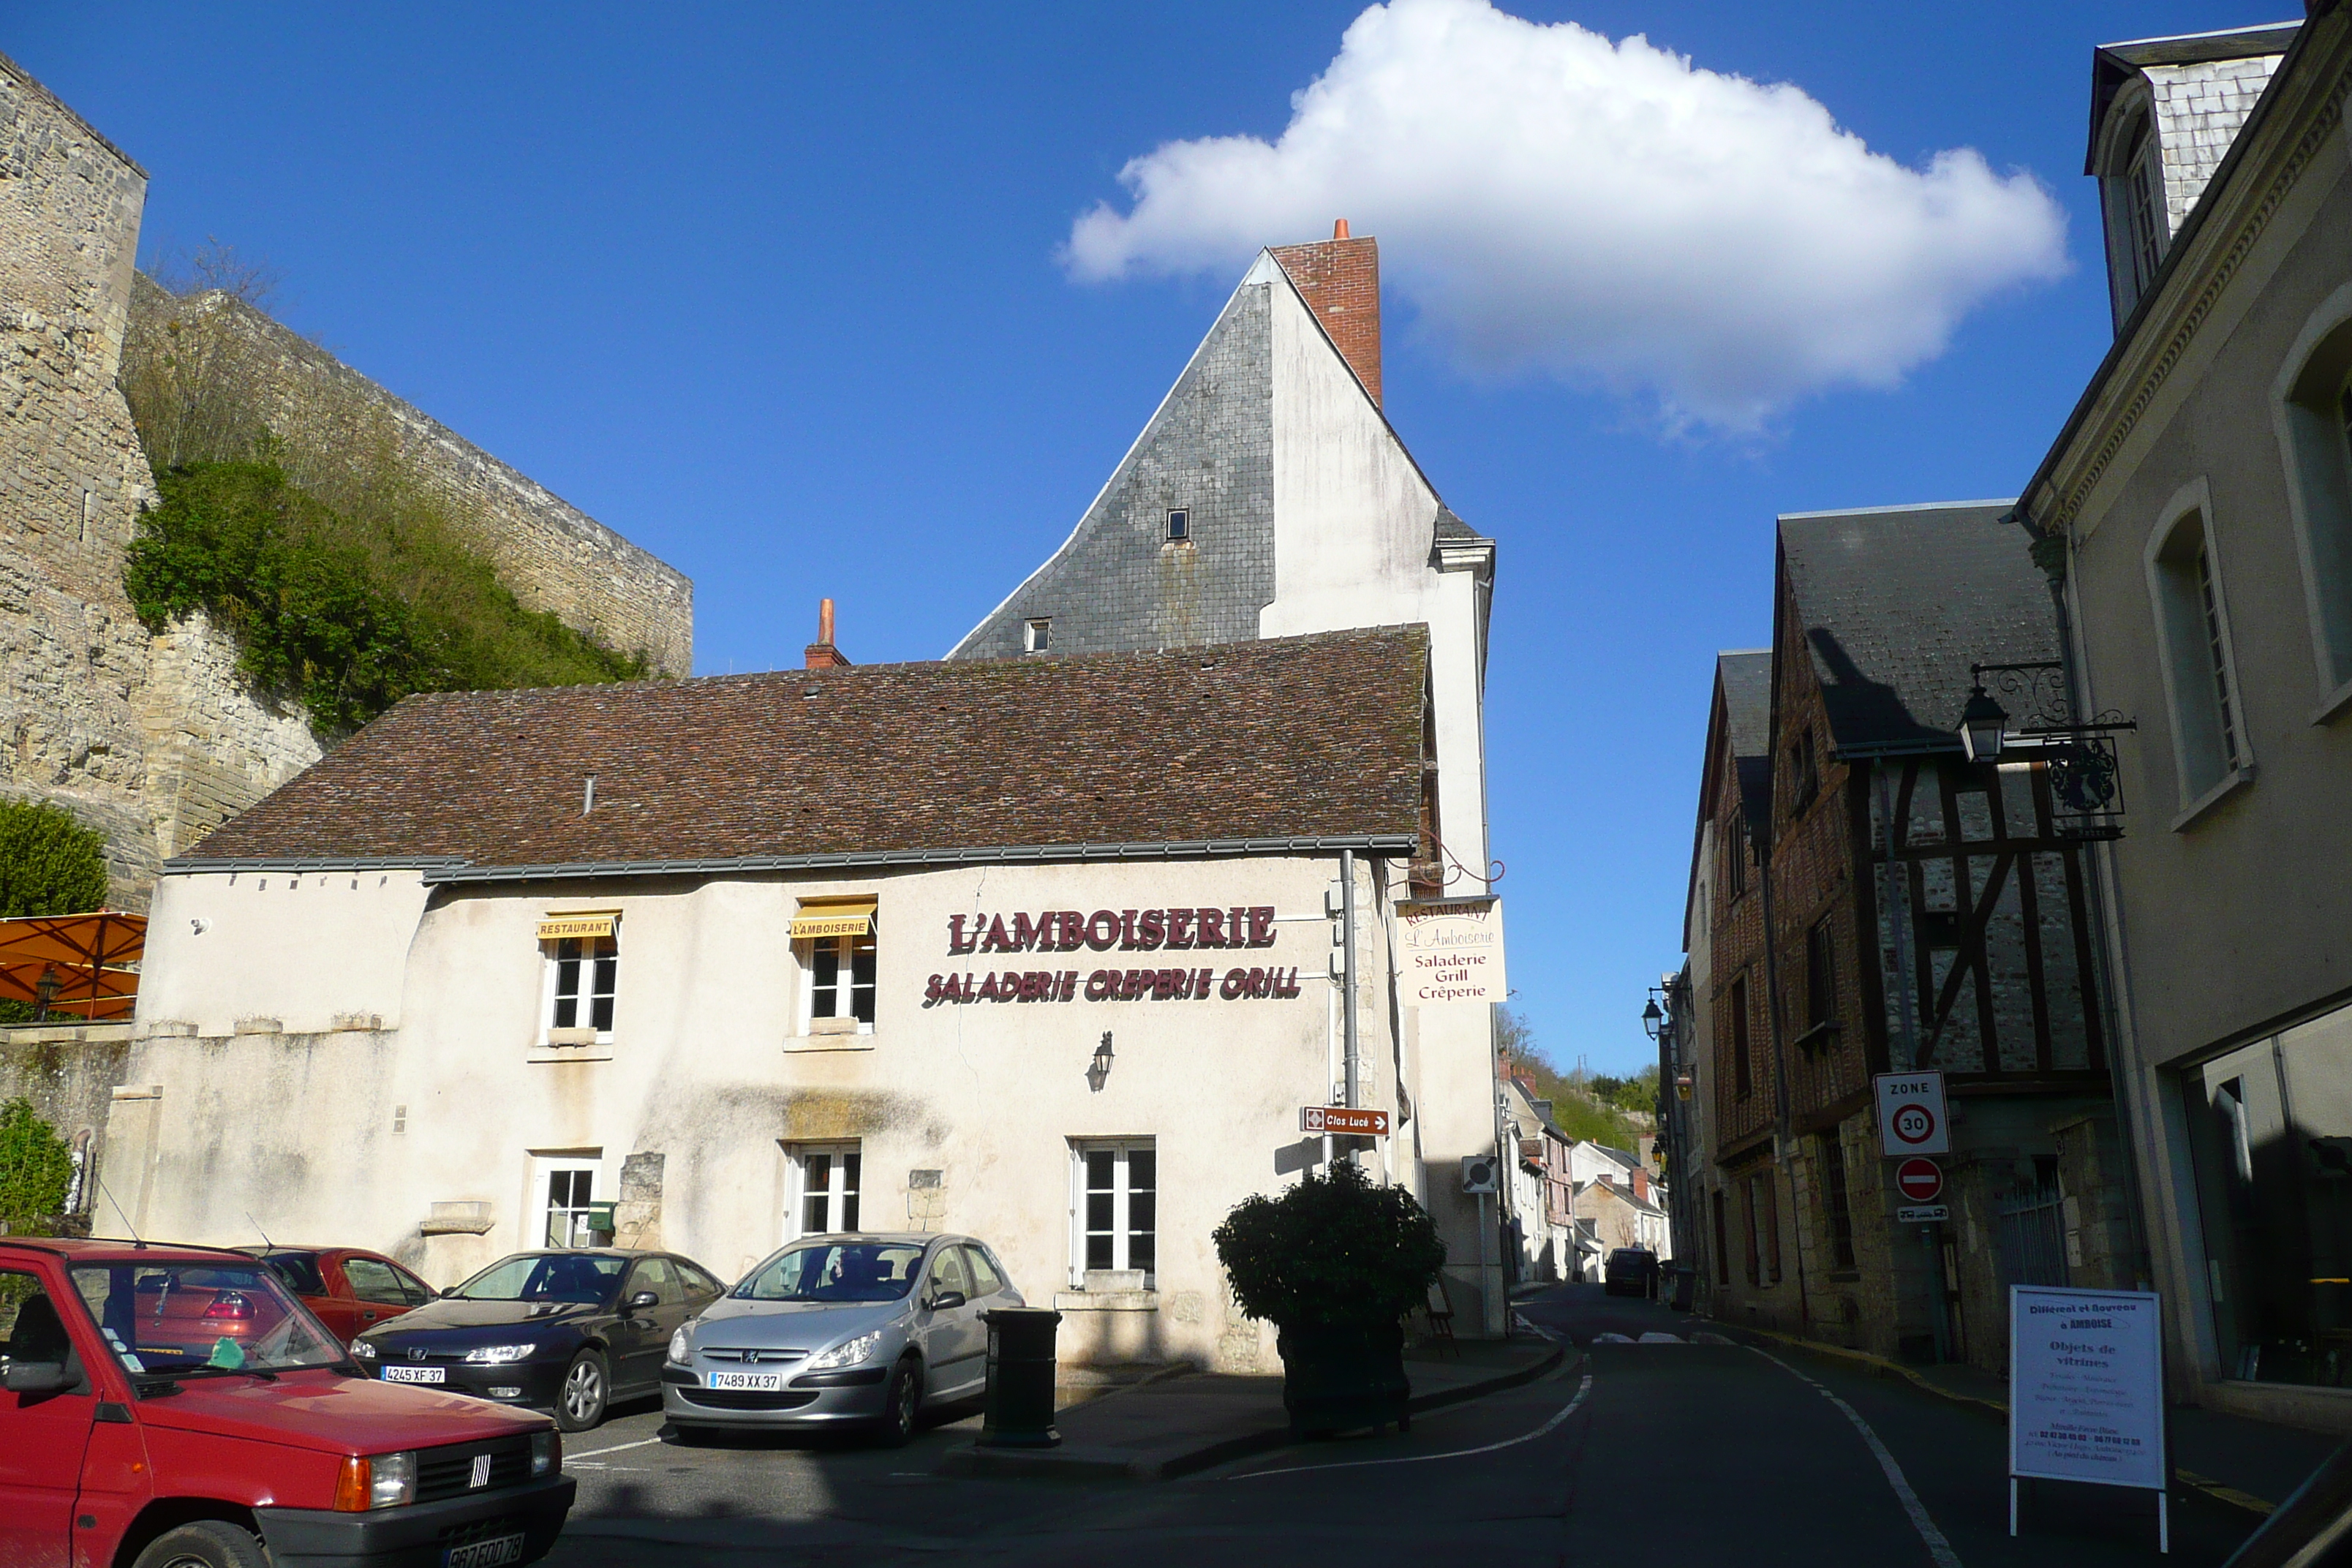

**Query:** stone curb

left=941, top=1341, right=1569, bottom=1483
left=1721, top=1321, right=2276, bottom=1518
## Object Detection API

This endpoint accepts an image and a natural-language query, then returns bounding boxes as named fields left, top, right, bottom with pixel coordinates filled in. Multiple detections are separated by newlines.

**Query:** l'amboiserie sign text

left=926, top=905, right=1299, bottom=1007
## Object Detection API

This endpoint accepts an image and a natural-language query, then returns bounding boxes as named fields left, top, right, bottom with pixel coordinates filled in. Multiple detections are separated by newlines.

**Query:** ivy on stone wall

left=125, top=462, right=649, bottom=738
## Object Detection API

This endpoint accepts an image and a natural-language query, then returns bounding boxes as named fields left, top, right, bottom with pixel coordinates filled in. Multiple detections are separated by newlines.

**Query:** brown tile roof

left=185, top=627, right=1429, bottom=872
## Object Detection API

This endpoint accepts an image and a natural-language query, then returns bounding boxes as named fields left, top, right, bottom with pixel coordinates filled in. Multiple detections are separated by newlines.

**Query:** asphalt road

left=542, top=1283, right=2269, bottom=1567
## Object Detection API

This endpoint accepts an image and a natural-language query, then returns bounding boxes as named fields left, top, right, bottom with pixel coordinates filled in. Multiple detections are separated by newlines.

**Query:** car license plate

left=383, top=1365, right=445, bottom=1384
left=444, top=1533, right=527, bottom=1568
left=704, top=1369, right=783, bottom=1392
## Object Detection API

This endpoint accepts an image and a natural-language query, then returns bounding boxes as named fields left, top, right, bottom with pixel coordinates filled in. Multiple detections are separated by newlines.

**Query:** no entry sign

left=1896, top=1158, right=1944, bottom=1204
left=1874, top=1071, right=1950, bottom=1156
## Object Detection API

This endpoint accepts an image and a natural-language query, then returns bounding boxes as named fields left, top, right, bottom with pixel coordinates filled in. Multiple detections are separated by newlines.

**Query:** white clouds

left=1064, top=0, right=2068, bottom=431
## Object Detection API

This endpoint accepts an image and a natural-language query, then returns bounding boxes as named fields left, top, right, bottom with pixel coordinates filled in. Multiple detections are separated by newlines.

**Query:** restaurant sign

left=927, top=905, right=1299, bottom=1008
left=1396, top=897, right=1505, bottom=1006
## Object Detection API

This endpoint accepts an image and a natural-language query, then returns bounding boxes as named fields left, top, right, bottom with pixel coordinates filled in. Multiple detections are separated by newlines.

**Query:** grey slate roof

left=1777, top=501, right=2055, bottom=758
left=1719, top=651, right=1771, bottom=760
left=2087, top=20, right=2299, bottom=175
left=1718, top=649, right=1774, bottom=837
left=1433, top=505, right=1486, bottom=543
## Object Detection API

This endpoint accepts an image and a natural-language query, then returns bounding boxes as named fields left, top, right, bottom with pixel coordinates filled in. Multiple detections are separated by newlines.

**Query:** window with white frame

left=2272, top=303, right=2352, bottom=704
left=542, top=1164, right=605, bottom=1248
left=793, top=900, right=877, bottom=1034
left=1024, top=617, right=1052, bottom=654
left=788, top=1144, right=862, bottom=1237
left=2146, top=500, right=2250, bottom=811
left=802, top=932, right=876, bottom=1032
left=1166, top=508, right=1191, bottom=543
left=1071, top=1140, right=1156, bottom=1287
left=544, top=932, right=618, bottom=1039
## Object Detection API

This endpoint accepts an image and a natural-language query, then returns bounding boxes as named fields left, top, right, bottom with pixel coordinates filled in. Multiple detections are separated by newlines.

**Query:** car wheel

left=557, top=1348, right=611, bottom=1432
left=132, top=1520, right=269, bottom=1568
left=878, top=1356, right=922, bottom=1447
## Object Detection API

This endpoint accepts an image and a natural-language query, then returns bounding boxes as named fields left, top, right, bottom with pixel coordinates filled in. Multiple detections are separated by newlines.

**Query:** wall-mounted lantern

left=1959, top=683, right=2009, bottom=763
left=1087, top=1032, right=1115, bottom=1093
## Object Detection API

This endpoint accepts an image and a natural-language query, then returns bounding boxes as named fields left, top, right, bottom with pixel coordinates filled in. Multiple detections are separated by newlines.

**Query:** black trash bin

left=979, top=1306, right=1063, bottom=1449
left=1667, top=1267, right=1695, bottom=1312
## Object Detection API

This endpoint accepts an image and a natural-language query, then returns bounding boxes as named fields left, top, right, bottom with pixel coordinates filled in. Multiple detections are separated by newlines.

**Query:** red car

left=0, top=1237, right=573, bottom=1568
left=237, top=1245, right=439, bottom=1343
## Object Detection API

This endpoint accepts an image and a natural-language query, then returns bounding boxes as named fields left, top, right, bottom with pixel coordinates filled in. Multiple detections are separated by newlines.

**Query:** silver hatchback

left=661, top=1232, right=1021, bottom=1444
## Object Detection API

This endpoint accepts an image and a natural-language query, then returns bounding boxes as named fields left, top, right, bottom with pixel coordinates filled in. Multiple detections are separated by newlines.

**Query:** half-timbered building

left=1694, top=502, right=2138, bottom=1373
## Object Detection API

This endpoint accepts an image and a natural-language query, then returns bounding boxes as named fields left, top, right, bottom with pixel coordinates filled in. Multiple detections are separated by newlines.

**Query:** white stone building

left=951, top=223, right=1507, bottom=1330
left=108, top=627, right=1506, bottom=1370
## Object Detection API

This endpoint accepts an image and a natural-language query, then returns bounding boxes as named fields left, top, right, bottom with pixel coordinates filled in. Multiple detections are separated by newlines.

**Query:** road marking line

left=567, top=1436, right=665, bottom=1460
left=1223, top=1371, right=1592, bottom=1480
left=1751, top=1348, right=1962, bottom=1568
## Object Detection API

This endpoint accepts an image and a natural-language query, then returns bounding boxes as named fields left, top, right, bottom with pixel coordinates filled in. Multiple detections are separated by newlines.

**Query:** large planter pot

left=1276, top=1317, right=1410, bottom=1437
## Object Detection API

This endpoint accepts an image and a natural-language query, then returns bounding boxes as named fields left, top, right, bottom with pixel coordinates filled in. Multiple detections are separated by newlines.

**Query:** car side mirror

left=927, top=1289, right=967, bottom=1312
left=2, top=1360, right=75, bottom=1395
left=628, top=1290, right=660, bottom=1310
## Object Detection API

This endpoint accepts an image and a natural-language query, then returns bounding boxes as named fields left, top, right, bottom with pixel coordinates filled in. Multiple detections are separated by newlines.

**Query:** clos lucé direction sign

left=1303, top=1107, right=1390, bottom=1137
left=924, top=905, right=1300, bottom=1008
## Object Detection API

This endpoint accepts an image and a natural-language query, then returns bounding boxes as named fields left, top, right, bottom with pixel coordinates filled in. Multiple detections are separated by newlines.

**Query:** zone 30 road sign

left=1874, top=1071, right=1950, bottom=1157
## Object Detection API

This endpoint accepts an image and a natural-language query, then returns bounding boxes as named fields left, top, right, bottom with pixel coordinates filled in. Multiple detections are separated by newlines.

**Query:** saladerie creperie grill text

left=925, top=905, right=1300, bottom=1006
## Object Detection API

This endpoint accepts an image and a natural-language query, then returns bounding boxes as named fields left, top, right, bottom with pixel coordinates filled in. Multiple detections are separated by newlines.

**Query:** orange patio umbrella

left=0, top=911, right=146, bottom=1021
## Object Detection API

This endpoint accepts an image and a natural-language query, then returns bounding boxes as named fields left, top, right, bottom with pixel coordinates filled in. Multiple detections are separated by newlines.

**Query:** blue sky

left=13, top=2, right=2293, bottom=1074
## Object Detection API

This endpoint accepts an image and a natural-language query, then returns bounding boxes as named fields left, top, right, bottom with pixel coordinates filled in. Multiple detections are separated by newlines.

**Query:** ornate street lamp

left=1086, top=1031, right=1115, bottom=1093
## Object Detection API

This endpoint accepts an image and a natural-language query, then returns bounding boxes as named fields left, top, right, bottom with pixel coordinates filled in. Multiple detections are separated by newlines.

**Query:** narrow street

left=543, top=1284, right=2270, bottom=1567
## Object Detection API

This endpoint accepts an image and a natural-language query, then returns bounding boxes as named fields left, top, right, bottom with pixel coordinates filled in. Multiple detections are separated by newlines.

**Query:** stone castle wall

left=1, top=50, right=687, bottom=904
left=129, top=276, right=693, bottom=677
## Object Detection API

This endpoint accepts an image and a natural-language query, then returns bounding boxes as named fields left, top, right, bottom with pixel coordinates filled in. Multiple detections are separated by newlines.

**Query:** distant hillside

left=1499, top=1006, right=1657, bottom=1150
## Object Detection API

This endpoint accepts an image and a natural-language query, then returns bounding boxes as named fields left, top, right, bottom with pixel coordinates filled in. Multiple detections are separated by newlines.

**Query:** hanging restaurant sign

left=537, top=912, right=619, bottom=941
left=1395, top=897, right=1505, bottom=1006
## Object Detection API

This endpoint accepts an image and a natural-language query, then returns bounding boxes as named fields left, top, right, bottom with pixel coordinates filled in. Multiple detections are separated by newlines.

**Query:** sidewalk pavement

left=942, top=1335, right=1566, bottom=1482
left=1727, top=1322, right=2342, bottom=1520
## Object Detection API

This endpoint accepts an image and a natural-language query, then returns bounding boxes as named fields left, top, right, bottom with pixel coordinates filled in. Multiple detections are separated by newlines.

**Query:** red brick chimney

left=1269, top=219, right=1382, bottom=407
left=804, top=598, right=851, bottom=669
left=1630, top=1167, right=1651, bottom=1203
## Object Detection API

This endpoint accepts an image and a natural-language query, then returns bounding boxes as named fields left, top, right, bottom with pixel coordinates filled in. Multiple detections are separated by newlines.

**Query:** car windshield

left=69, top=1261, right=344, bottom=1376
left=734, top=1242, right=925, bottom=1303
left=453, top=1253, right=627, bottom=1304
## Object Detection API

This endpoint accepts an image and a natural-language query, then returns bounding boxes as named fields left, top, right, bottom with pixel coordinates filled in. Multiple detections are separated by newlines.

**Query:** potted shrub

left=1212, top=1161, right=1446, bottom=1436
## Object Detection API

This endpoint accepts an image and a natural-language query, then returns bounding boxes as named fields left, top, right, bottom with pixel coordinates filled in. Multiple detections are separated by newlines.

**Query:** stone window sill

left=785, top=1036, right=875, bottom=1053
left=1053, top=1291, right=1160, bottom=1313
left=532, top=1034, right=611, bottom=1064
left=1791, top=1021, right=1842, bottom=1055
left=2168, top=765, right=2255, bottom=833
left=2313, top=674, right=2352, bottom=728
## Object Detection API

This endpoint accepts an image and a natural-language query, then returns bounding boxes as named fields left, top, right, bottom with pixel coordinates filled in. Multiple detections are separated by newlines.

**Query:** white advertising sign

left=1874, top=1071, right=1950, bottom=1157
left=2008, top=1287, right=2166, bottom=1492
left=1396, top=898, right=1506, bottom=1008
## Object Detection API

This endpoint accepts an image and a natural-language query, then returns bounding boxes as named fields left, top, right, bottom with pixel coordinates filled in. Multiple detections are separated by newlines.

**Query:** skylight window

left=1167, top=508, right=1191, bottom=543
